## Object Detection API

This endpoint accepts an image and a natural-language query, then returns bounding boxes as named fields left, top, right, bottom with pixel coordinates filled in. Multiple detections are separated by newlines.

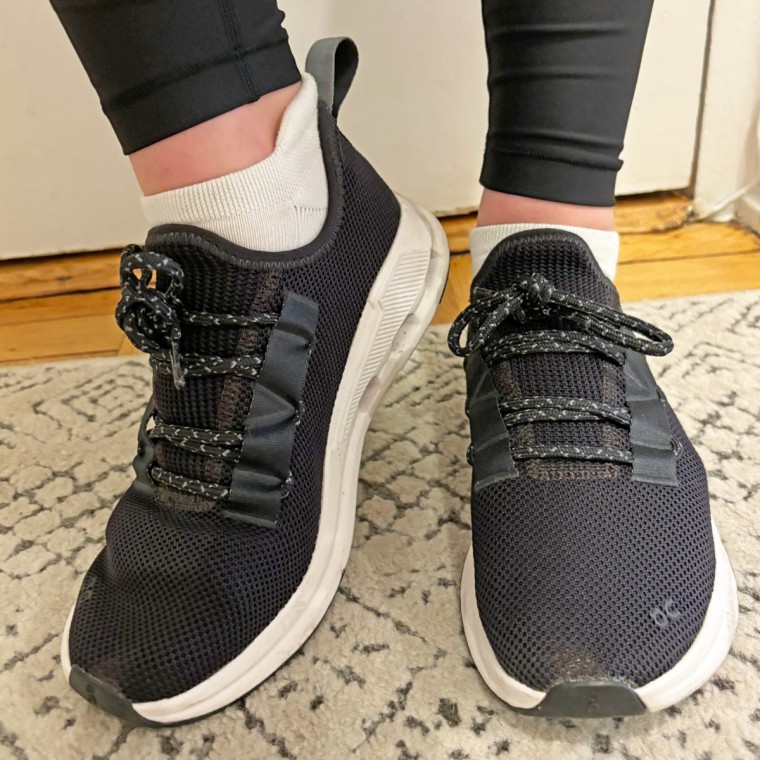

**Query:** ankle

left=140, top=75, right=327, bottom=252
left=477, top=189, right=615, bottom=231
left=130, top=83, right=302, bottom=195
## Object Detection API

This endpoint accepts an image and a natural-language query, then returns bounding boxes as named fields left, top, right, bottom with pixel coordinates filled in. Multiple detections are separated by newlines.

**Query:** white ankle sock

left=141, top=74, right=328, bottom=252
left=470, top=223, right=620, bottom=281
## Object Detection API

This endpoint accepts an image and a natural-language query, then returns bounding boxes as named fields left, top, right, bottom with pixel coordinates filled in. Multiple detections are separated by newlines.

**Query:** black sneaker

left=61, top=38, right=449, bottom=726
left=449, top=230, right=737, bottom=718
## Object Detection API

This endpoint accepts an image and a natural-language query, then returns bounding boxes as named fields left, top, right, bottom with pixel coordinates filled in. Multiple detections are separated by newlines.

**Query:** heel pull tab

left=305, top=37, right=359, bottom=118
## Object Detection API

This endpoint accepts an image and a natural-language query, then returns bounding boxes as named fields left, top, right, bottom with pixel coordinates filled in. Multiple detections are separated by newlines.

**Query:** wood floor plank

left=613, top=192, right=690, bottom=233
left=433, top=255, right=472, bottom=325
left=0, top=350, right=118, bottom=367
left=0, top=289, right=120, bottom=326
left=0, top=313, right=124, bottom=363
left=616, top=251, right=760, bottom=302
left=620, top=222, right=758, bottom=264
left=1, top=217, right=751, bottom=316
left=440, top=215, right=476, bottom=254
left=0, top=251, right=121, bottom=303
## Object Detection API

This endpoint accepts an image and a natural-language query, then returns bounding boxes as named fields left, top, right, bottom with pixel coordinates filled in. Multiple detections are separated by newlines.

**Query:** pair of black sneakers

left=61, top=39, right=737, bottom=725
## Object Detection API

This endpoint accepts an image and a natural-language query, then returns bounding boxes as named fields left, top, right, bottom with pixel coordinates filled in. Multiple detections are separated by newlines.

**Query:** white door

left=0, top=0, right=711, bottom=259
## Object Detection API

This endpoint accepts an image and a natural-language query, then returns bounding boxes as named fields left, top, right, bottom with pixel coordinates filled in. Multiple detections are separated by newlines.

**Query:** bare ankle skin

left=130, top=82, right=302, bottom=196
left=477, top=189, right=616, bottom=231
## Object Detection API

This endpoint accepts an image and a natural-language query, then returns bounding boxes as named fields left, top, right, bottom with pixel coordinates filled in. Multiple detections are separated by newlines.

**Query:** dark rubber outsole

left=71, top=669, right=647, bottom=727
left=69, top=664, right=249, bottom=727
left=70, top=667, right=168, bottom=728
left=508, top=680, right=647, bottom=718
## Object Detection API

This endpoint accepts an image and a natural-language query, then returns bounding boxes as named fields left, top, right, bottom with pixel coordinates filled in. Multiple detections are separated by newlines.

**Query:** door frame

left=692, top=0, right=760, bottom=231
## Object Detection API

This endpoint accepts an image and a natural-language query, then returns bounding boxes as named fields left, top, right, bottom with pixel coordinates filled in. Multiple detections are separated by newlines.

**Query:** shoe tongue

left=473, top=229, right=626, bottom=469
left=144, top=230, right=282, bottom=506
left=474, top=229, right=615, bottom=307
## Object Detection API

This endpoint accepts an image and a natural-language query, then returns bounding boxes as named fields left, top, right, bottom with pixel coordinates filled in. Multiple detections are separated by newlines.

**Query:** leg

left=51, top=0, right=325, bottom=250
left=455, top=1, right=735, bottom=719
left=51, top=0, right=299, bottom=171
left=54, top=16, right=451, bottom=724
left=474, top=0, right=654, bottom=276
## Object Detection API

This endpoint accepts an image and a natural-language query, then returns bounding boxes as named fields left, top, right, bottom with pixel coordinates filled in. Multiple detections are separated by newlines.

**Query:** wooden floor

left=2, top=193, right=760, bottom=366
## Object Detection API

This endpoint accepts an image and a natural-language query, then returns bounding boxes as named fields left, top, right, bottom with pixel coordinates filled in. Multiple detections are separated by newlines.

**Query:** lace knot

left=115, top=246, right=187, bottom=387
left=520, top=273, right=554, bottom=310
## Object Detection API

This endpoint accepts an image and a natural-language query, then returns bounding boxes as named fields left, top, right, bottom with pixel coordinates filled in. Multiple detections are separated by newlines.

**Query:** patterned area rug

left=1, top=290, right=759, bottom=760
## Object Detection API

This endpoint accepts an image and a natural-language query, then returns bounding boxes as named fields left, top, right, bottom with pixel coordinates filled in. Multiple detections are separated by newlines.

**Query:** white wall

left=1, top=0, right=710, bottom=260
left=0, top=0, right=145, bottom=259
left=620, top=0, right=711, bottom=195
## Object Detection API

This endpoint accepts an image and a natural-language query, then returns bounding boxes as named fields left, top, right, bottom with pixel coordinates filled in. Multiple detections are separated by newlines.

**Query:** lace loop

left=448, top=273, right=673, bottom=360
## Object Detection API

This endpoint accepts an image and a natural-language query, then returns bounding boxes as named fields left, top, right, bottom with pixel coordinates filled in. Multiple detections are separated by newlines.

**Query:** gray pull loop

left=305, top=37, right=359, bottom=118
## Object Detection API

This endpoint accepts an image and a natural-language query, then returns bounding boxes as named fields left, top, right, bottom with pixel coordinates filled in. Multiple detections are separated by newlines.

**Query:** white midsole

left=60, top=195, right=450, bottom=723
left=461, top=518, right=738, bottom=712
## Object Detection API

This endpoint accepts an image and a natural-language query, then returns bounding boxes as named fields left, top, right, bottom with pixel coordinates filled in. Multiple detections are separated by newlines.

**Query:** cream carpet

left=1, top=291, right=759, bottom=760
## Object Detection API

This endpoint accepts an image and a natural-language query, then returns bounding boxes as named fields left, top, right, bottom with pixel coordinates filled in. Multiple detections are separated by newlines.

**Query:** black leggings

left=50, top=0, right=653, bottom=207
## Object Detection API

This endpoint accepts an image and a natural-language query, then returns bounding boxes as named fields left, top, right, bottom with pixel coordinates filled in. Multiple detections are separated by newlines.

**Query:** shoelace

left=116, top=246, right=278, bottom=499
left=447, top=273, right=674, bottom=465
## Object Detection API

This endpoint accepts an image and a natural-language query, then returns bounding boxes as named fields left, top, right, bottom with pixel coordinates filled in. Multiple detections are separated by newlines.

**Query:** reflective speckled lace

left=448, top=273, right=674, bottom=464
left=116, top=246, right=278, bottom=499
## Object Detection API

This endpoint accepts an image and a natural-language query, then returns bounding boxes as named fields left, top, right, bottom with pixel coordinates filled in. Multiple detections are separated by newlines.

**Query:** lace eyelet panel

left=449, top=273, right=676, bottom=469
left=116, top=245, right=319, bottom=517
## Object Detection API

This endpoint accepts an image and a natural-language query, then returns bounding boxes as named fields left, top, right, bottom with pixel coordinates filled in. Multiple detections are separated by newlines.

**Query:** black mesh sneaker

left=60, top=38, right=449, bottom=726
left=449, top=229, right=737, bottom=718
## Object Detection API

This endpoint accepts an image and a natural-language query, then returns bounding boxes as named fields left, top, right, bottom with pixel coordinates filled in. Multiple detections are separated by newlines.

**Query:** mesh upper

left=68, top=110, right=401, bottom=702
left=469, top=231, right=715, bottom=690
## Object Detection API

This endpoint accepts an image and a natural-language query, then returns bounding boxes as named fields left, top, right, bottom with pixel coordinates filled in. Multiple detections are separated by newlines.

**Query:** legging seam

left=217, top=0, right=258, bottom=101
left=102, top=40, right=287, bottom=113
left=485, top=145, right=620, bottom=172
